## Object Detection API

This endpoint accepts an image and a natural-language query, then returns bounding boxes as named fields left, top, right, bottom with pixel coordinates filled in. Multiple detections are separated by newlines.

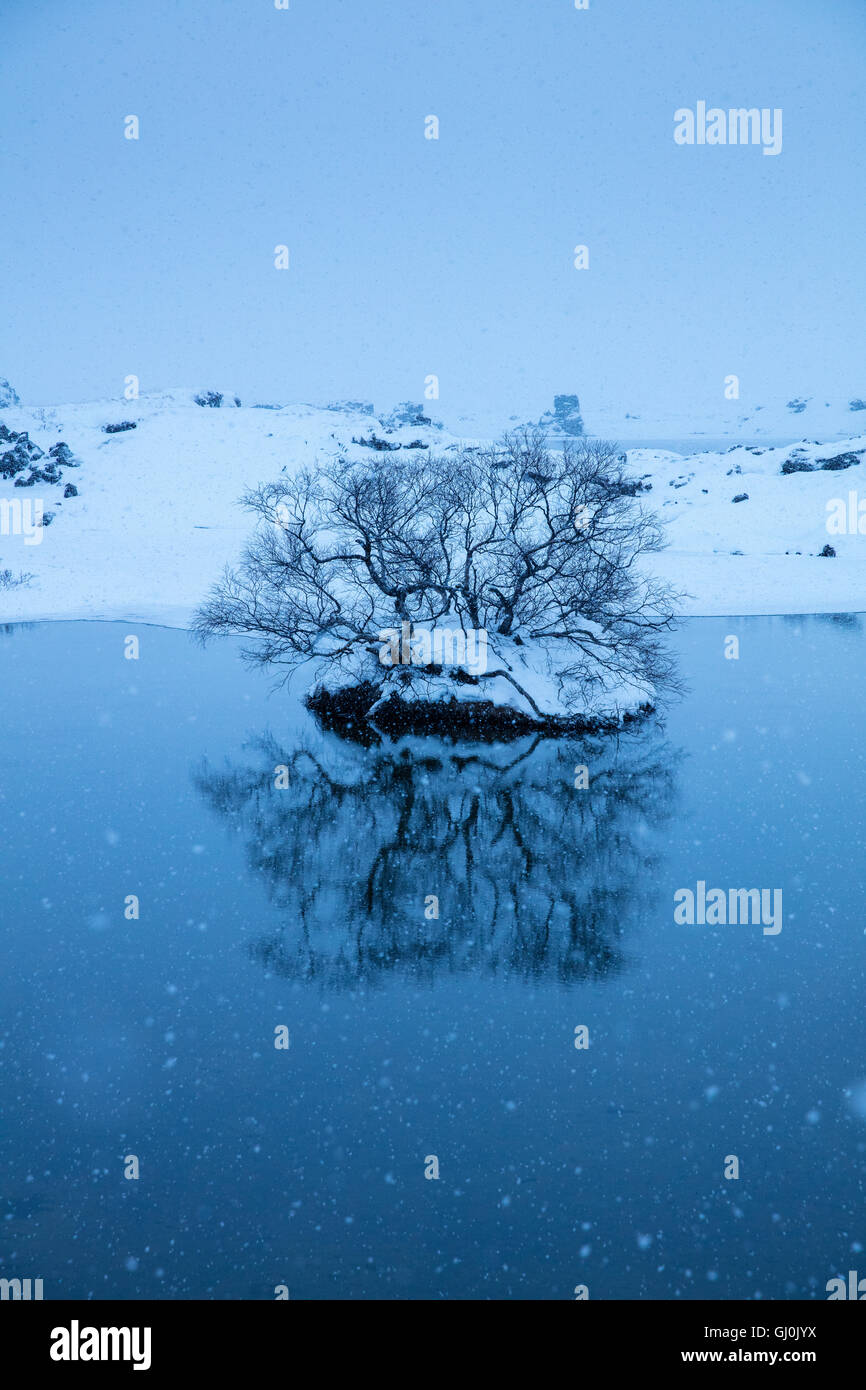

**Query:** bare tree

left=194, top=432, right=678, bottom=724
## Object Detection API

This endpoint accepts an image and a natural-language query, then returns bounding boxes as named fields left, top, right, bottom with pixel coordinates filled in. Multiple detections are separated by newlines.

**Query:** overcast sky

left=1, top=0, right=864, bottom=425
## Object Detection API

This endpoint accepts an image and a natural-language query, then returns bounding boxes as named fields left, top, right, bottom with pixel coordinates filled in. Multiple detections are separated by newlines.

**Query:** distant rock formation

left=382, top=401, right=440, bottom=430
left=538, top=394, right=585, bottom=436
left=0, top=378, right=20, bottom=409
left=326, top=400, right=375, bottom=417
left=193, top=390, right=242, bottom=408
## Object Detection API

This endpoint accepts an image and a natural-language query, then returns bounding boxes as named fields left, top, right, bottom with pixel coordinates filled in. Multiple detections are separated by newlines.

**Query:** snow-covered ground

left=589, top=391, right=866, bottom=445
left=1, top=388, right=864, bottom=626
left=455, top=390, right=866, bottom=444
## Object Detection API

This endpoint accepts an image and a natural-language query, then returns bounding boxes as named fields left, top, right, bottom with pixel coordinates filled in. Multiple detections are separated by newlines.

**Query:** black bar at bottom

left=1, top=1298, right=858, bottom=1376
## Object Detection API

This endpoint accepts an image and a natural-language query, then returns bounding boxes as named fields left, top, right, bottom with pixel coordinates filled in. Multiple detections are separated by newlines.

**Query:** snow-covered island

left=191, top=430, right=675, bottom=735
left=2, top=381, right=865, bottom=733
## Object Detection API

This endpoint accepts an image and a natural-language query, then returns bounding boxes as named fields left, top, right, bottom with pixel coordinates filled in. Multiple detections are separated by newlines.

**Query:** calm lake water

left=1, top=616, right=865, bottom=1301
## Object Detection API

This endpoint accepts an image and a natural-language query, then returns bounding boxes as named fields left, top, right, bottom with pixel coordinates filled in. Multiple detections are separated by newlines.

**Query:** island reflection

left=194, top=722, right=680, bottom=989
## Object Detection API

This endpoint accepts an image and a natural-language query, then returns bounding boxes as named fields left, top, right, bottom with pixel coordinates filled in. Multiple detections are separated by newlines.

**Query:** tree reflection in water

left=194, top=722, right=679, bottom=988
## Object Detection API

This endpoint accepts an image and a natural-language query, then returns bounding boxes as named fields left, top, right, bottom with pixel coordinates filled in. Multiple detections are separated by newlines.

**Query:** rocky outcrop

left=382, top=401, right=440, bottom=430
left=537, top=394, right=585, bottom=436
left=326, top=400, right=374, bottom=417
left=820, top=451, right=863, bottom=471
left=193, top=390, right=242, bottom=408
left=1, top=427, right=78, bottom=488
left=351, top=432, right=401, bottom=451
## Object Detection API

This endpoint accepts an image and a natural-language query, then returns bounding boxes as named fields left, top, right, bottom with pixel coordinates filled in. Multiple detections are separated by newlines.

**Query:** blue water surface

left=1, top=615, right=864, bottom=1300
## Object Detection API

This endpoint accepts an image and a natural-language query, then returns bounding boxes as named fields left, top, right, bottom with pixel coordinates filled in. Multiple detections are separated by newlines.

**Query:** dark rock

left=35, top=461, right=63, bottom=484
left=0, top=442, right=32, bottom=477
left=2, top=430, right=44, bottom=461
left=194, top=391, right=223, bottom=408
left=613, top=477, right=651, bottom=496
left=848, top=399, right=866, bottom=411
left=0, top=378, right=19, bottom=408
left=786, top=398, right=809, bottom=413
left=539, top=394, right=585, bottom=437
left=306, top=682, right=655, bottom=741
left=63, top=483, right=78, bottom=498
left=384, top=402, right=434, bottom=429
left=49, top=442, right=75, bottom=464
left=732, top=493, right=749, bottom=503
left=781, top=457, right=815, bottom=474
left=8, top=454, right=64, bottom=485
left=819, top=452, right=863, bottom=471
left=352, top=433, right=401, bottom=451
left=327, top=400, right=375, bottom=417
left=819, top=544, right=836, bottom=557
left=103, top=420, right=137, bottom=433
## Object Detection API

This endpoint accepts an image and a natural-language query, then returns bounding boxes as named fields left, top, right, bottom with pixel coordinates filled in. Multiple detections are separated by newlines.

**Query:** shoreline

left=4, top=604, right=863, bottom=632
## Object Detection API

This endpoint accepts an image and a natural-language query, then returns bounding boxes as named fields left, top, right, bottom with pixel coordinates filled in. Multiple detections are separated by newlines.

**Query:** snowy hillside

left=1, top=387, right=864, bottom=625
left=624, top=437, right=866, bottom=617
